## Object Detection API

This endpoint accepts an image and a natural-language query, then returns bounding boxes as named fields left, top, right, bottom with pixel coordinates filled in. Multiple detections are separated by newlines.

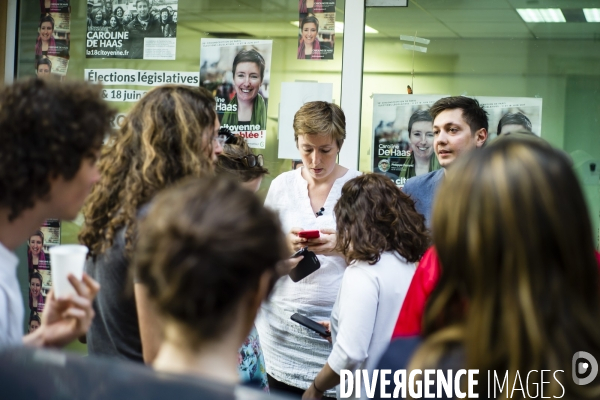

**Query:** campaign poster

left=35, top=55, right=69, bottom=81
left=200, top=39, right=273, bottom=149
left=26, top=219, right=60, bottom=327
left=36, top=12, right=70, bottom=58
left=371, top=94, right=448, bottom=187
left=474, top=97, right=543, bottom=138
left=298, top=0, right=336, bottom=60
left=86, top=0, right=178, bottom=60
left=40, top=0, right=70, bottom=13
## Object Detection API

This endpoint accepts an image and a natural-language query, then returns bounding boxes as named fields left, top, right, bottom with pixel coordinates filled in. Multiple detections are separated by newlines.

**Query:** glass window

left=17, top=0, right=346, bottom=198
left=360, top=1, right=600, bottom=242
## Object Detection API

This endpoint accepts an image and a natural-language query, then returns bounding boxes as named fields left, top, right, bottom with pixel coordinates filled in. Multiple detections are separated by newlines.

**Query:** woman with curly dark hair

left=80, top=85, right=222, bottom=364
left=303, top=173, right=429, bottom=399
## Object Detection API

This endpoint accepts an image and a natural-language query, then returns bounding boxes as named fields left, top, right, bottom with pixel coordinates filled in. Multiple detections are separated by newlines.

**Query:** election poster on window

left=200, top=39, right=273, bottom=149
left=472, top=97, right=543, bottom=139
left=298, top=0, right=336, bottom=60
left=35, top=3, right=71, bottom=81
left=25, top=219, right=61, bottom=335
left=371, top=94, right=449, bottom=188
left=86, top=0, right=178, bottom=59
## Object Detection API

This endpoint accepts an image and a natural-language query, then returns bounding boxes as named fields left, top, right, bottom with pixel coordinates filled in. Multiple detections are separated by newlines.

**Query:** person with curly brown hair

left=0, top=78, right=111, bottom=349
left=80, top=85, right=222, bottom=364
left=302, top=173, right=429, bottom=399
left=135, top=177, right=287, bottom=387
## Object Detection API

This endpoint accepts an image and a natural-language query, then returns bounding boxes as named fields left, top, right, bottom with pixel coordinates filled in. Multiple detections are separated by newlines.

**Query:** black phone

left=289, top=247, right=320, bottom=282
left=290, top=313, right=331, bottom=337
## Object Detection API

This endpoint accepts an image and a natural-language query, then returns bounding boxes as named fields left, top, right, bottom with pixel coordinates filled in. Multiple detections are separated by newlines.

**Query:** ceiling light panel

left=517, top=8, right=566, bottom=23
left=583, top=8, right=600, bottom=22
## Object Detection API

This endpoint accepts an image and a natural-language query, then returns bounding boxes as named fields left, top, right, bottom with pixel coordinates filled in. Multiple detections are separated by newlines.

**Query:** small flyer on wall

left=200, top=39, right=273, bottom=149
left=86, top=0, right=178, bottom=60
left=36, top=55, right=69, bottom=79
left=298, top=0, right=336, bottom=60
left=25, top=219, right=61, bottom=333
left=371, top=94, right=448, bottom=187
left=36, top=12, right=70, bottom=58
left=474, top=97, right=543, bottom=138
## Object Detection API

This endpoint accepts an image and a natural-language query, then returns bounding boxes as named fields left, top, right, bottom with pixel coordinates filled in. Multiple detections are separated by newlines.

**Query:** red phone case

left=298, top=230, right=320, bottom=239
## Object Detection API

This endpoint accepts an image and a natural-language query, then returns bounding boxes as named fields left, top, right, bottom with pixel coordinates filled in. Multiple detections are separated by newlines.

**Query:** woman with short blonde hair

left=256, top=101, right=360, bottom=398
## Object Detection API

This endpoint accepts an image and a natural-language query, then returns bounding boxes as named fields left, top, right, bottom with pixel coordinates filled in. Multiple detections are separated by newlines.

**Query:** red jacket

left=392, top=247, right=600, bottom=338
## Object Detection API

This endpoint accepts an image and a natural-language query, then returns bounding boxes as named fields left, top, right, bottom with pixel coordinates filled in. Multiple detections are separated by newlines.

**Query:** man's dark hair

left=497, top=112, right=532, bottom=135
left=429, top=96, right=489, bottom=134
left=0, top=78, right=116, bottom=221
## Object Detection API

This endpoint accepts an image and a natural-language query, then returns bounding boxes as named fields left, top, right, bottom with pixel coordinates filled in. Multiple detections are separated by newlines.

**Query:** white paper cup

left=49, top=245, right=89, bottom=299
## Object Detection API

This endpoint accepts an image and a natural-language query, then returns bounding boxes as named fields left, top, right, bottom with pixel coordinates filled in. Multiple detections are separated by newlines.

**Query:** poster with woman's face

left=473, top=97, right=543, bottom=139
left=86, top=0, right=178, bottom=59
left=371, top=94, right=449, bottom=187
left=25, top=219, right=60, bottom=333
left=36, top=13, right=70, bottom=58
left=297, top=0, right=336, bottom=61
left=200, top=39, right=273, bottom=149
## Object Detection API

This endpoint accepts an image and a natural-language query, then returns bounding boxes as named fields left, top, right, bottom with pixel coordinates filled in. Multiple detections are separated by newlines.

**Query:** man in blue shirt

left=403, top=97, right=489, bottom=226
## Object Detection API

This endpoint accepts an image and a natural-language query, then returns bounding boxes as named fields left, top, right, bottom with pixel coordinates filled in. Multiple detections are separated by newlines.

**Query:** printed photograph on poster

left=474, top=97, right=543, bottom=138
left=25, top=219, right=60, bottom=326
left=27, top=229, right=50, bottom=277
left=35, top=55, right=69, bottom=80
left=27, top=310, right=42, bottom=334
left=36, top=13, right=70, bottom=57
left=29, top=269, right=50, bottom=313
left=297, top=6, right=335, bottom=60
left=200, top=39, right=272, bottom=149
left=86, top=0, right=178, bottom=60
left=40, top=0, right=70, bottom=13
left=372, top=94, right=448, bottom=187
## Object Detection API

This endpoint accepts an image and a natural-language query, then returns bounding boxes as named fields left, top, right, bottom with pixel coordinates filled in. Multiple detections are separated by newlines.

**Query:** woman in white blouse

left=302, top=173, right=430, bottom=399
left=256, top=101, right=361, bottom=398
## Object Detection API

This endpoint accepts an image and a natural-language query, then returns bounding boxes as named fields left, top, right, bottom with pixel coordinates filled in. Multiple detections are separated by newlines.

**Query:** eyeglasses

left=217, top=127, right=235, bottom=146
left=236, top=154, right=264, bottom=168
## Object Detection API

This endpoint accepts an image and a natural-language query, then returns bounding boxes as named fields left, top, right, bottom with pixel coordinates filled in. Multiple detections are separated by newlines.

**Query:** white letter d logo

left=572, top=351, right=598, bottom=385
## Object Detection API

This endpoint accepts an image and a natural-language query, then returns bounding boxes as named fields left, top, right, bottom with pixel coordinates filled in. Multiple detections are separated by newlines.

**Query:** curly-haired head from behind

left=0, top=78, right=115, bottom=222
left=334, top=173, right=430, bottom=265
left=79, top=85, right=217, bottom=258
left=134, top=176, right=287, bottom=348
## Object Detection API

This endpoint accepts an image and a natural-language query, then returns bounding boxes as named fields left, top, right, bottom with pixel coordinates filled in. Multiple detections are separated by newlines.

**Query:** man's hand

left=23, top=273, right=100, bottom=348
